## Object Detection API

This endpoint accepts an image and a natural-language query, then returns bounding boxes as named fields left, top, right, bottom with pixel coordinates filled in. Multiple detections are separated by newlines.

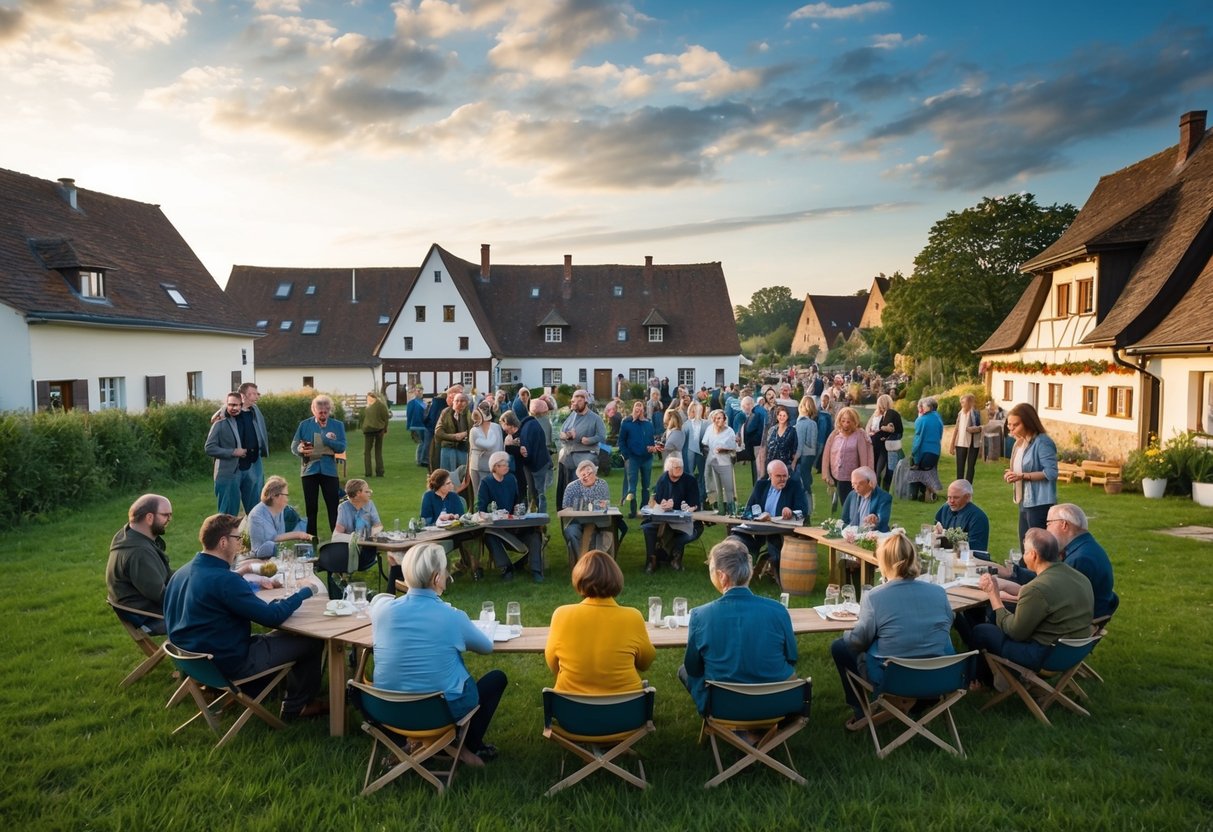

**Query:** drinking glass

left=648, top=596, right=663, bottom=626
left=958, top=541, right=971, bottom=565
left=824, top=583, right=841, bottom=609
left=480, top=601, right=495, bottom=624
left=779, top=592, right=791, bottom=608
left=514, top=503, right=526, bottom=518
left=294, top=542, right=313, bottom=560
left=351, top=582, right=369, bottom=618
left=505, top=601, right=522, bottom=636
left=1008, top=548, right=1022, bottom=568
left=672, top=597, right=688, bottom=618
left=393, top=518, right=401, bottom=534
left=841, top=584, right=857, bottom=609
left=920, top=524, right=933, bottom=546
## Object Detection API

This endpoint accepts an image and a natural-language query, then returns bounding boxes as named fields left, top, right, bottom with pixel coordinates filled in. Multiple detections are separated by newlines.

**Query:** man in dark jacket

left=501, top=406, right=552, bottom=513
left=106, top=494, right=175, bottom=634
left=731, top=460, right=809, bottom=575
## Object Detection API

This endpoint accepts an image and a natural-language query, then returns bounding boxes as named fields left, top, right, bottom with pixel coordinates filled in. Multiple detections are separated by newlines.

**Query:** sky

left=3, top=1, right=1212, bottom=308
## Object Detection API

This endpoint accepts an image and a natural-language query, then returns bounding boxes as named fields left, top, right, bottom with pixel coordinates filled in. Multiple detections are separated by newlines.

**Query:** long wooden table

left=556, top=508, right=624, bottom=559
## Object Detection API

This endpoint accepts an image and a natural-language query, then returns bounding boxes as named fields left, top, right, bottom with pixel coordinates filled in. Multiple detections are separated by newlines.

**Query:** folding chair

left=316, top=539, right=380, bottom=597
left=107, top=598, right=167, bottom=687
left=981, top=636, right=1103, bottom=726
left=164, top=643, right=294, bottom=749
left=700, top=678, right=812, bottom=788
left=349, top=680, right=477, bottom=796
left=846, top=651, right=977, bottom=758
left=541, top=686, right=656, bottom=796
left=1075, top=608, right=1116, bottom=686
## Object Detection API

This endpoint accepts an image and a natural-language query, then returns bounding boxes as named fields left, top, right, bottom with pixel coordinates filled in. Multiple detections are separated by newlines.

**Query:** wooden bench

left=1057, top=462, right=1086, bottom=484
left=1080, top=460, right=1122, bottom=487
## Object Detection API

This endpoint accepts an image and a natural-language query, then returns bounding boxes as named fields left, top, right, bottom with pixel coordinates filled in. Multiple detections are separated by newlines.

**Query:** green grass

left=2, top=430, right=1212, bottom=831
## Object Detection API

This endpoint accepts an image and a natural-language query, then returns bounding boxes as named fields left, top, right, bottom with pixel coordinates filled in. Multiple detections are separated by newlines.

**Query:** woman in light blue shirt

left=1003, top=402, right=1058, bottom=547
left=334, top=478, right=382, bottom=538
left=247, top=475, right=311, bottom=557
left=369, top=543, right=506, bottom=766
left=290, top=394, right=347, bottom=539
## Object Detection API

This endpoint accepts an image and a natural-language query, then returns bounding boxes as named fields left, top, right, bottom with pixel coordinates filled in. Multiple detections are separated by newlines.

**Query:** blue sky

left=2, top=0, right=1211, bottom=307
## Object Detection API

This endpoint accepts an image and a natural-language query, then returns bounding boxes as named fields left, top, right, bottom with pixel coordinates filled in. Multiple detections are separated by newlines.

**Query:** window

left=1081, top=386, right=1097, bottom=415
left=302, top=375, right=314, bottom=388
left=461, top=372, right=474, bottom=386
left=678, top=368, right=695, bottom=388
left=530, top=287, right=540, bottom=298
left=305, top=284, right=316, bottom=296
left=98, top=377, right=125, bottom=410
left=279, top=320, right=292, bottom=331
left=1002, top=380, right=1014, bottom=401
left=648, top=326, right=664, bottom=343
left=617, top=327, right=627, bottom=342
left=1028, top=382, right=1039, bottom=410
left=1055, top=283, right=1071, bottom=317
left=163, top=285, right=188, bottom=307
left=579, top=369, right=587, bottom=385
left=415, top=306, right=425, bottom=322
left=274, top=282, right=292, bottom=299
left=186, top=371, right=202, bottom=402
left=302, top=320, right=320, bottom=335
left=499, top=368, right=521, bottom=384
left=403, top=337, right=413, bottom=351
left=406, top=372, right=421, bottom=387
left=543, top=369, right=563, bottom=386
left=255, top=320, right=268, bottom=330
left=1108, top=386, right=1133, bottom=418
left=378, top=314, right=390, bottom=325
left=545, top=327, right=563, bottom=343
left=1076, top=279, right=1094, bottom=314
left=715, top=369, right=725, bottom=386
left=629, top=368, right=653, bottom=385
left=231, top=370, right=242, bottom=390
left=241, top=348, right=248, bottom=367
left=434, top=270, right=442, bottom=283
left=443, top=305, right=455, bottom=322
left=1047, top=383, right=1062, bottom=409
left=458, top=337, right=469, bottom=351
left=80, top=270, right=105, bottom=299
left=613, top=286, right=623, bottom=297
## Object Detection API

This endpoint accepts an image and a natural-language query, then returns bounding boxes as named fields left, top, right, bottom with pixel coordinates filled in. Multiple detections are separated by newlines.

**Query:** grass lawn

left=3, top=428, right=1211, bottom=831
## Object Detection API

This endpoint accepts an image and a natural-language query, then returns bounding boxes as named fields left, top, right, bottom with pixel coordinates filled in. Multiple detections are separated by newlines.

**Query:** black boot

left=644, top=555, right=657, bottom=574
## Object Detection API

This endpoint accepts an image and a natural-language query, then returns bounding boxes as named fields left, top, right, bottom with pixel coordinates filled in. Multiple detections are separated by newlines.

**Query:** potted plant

left=1189, top=445, right=1213, bottom=507
left=1125, top=435, right=1171, bottom=498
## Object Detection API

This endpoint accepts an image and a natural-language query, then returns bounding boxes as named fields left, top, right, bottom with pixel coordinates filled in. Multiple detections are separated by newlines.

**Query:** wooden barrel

left=780, top=537, right=818, bottom=595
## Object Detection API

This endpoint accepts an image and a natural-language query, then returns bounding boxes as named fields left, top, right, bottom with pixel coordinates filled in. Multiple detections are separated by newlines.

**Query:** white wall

left=1151, top=355, right=1213, bottom=441
left=28, top=324, right=254, bottom=411
left=496, top=356, right=739, bottom=393
left=254, top=366, right=382, bottom=397
left=0, top=303, right=34, bottom=411
left=379, top=249, right=492, bottom=361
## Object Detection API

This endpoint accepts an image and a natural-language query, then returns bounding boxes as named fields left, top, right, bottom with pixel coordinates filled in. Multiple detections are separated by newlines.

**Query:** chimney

left=1178, top=110, right=1207, bottom=165
left=480, top=244, right=490, bottom=282
left=644, top=255, right=653, bottom=282
left=57, top=177, right=78, bottom=210
left=562, top=254, right=572, bottom=300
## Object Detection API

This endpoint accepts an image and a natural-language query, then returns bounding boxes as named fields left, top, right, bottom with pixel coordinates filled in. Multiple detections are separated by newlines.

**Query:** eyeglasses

left=225, top=533, right=242, bottom=542
left=1046, top=518, right=1064, bottom=525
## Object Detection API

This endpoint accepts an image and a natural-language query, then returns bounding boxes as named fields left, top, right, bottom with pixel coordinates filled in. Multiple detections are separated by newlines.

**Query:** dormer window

left=80, top=269, right=105, bottom=299
left=545, top=326, right=563, bottom=343
left=648, top=326, right=664, bottom=343
left=163, top=285, right=188, bottom=307
left=302, top=320, right=320, bottom=335
left=378, top=314, right=390, bottom=325
left=280, top=320, right=292, bottom=331
left=274, top=282, right=292, bottom=299
left=530, top=287, right=540, bottom=298
left=613, top=286, right=623, bottom=297
left=256, top=320, right=268, bottom=330
left=617, top=327, right=627, bottom=341
left=305, top=285, right=317, bottom=296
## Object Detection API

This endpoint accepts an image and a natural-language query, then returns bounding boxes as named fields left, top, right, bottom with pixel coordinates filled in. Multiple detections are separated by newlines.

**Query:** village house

left=0, top=168, right=256, bottom=412
left=789, top=276, right=888, bottom=357
left=977, top=110, right=1213, bottom=459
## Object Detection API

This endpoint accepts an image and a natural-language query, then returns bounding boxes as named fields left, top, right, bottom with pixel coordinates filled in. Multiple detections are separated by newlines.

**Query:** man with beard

left=106, top=494, right=175, bottom=634
left=555, top=389, right=605, bottom=508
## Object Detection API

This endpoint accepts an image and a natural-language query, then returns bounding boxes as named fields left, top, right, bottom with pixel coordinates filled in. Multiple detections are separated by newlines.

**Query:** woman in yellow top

left=545, top=549, right=656, bottom=693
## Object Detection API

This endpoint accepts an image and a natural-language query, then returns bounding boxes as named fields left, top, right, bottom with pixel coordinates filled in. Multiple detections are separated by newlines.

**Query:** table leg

left=327, top=638, right=348, bottom=737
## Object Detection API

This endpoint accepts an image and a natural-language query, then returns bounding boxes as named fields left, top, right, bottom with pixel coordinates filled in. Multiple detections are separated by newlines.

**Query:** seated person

left=422, top=467, right=467, bottom=525
left=680, top=538, right=798, bottom=715
left=164, top=513, right=326, bottom=722
left=368, top=543, right=506, bottom=766
left=840, top=466, right=891, bottom=532
left=830, top=532, right=955, bottom=728
left=476, top=452, right=542, bottom=582
left=933, top=479, right=990, bottom=553
left=731, top=459, right=809, bottom=573
left=334, top=478, right=383, bottom=538
left=107, top=493, right=175, bottom=634
left=960, top=527, right=1094, bottom=688
left=561, top=458, right=618, bottom=565
left=546, top=549, right=655, bottom=693
left=247, top=476, right=312, bottom=558
left=642, top=455, right=700, bottom=573
left=994, top=503, right=1117, bottom=619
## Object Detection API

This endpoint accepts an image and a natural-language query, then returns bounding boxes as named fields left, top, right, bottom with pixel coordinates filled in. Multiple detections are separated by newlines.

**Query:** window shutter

left=72, top=379, right=90, bottom=412
left=35, top=380, right=50, bottom=410
left=146, top=375, right=166, bottom=406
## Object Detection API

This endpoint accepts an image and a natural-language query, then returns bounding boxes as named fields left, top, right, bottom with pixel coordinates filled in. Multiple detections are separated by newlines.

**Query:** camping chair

left=700, top=678, right=812, bottom=788
left=981, top=636, right=1103, bottom=725
left=349, top=680, right=478, bottom=796
left=541, top=686, right=656, bottom=796
left=316, top=539, right=381, bottom=597
left=163, top=643, right=294, bottom=749
left=845, top=651, right=977, bottom=758
left=1075, top=605, right=1117, bottom=687
left=107, top=598, right=168, bottom=688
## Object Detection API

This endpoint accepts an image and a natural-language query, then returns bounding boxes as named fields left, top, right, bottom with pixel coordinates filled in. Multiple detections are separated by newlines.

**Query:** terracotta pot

left=1104, top=479, right=1123, bottom=495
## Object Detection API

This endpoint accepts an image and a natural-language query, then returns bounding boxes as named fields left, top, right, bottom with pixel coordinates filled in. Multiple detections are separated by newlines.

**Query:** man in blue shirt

left=405, top=386, right=428, bottom=466
left=933, top=479, right=990, bottom=553
left=731, top=460, right=809, bottom=575
left=164, top=514, right=326, bottom=721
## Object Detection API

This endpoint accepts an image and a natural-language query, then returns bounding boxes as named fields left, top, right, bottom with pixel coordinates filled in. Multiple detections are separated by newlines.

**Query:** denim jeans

left=623, top=454, right=652, bottom=514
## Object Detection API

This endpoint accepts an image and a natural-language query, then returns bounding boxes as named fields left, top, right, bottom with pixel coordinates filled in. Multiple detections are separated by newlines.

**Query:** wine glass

left=824, top=583, right=841, bottom=609
left=672, top=597, right=688, bottom=619
left=841, top=584, right=857, bottom=610
left=351, top=581, right=369, bottom=618
left=480, top=601, right=495, bottom=624
left=648, top=596, right=663, bottom=626
left=779, top=592, right=791, bottom=608
left=505, top=601, right=522, bottom=636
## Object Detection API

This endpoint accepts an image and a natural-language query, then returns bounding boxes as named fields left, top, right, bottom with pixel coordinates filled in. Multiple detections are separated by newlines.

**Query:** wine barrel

left=780, top=537, right=818, bottom=595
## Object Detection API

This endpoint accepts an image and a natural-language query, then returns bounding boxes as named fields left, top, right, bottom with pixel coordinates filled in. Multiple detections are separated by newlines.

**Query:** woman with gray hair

left=701, top=408, right=738, bottom=513
left=910, top=396, right=944, bottom=501
left=561, top=458, right=618, bottom=566
left=369, top=543, right=507, bottom=766
left=291, top=394, right=347, bottom=539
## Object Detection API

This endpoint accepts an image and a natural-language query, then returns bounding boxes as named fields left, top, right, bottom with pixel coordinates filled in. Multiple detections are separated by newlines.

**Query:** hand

left=257, top=577, right=276, bottom=590
left=233, top=447, right=247, bottom=457
left=661, top=499, right=674, bottom=510
left=520, top=446, right=528, bottom=457
left=864, top=513, right=878, bottom=527
left=781, top=507, right=793, bottom=519
left=580, top=436, right=593, bottom=445
left=1002, top=469, right=1016, bottom=483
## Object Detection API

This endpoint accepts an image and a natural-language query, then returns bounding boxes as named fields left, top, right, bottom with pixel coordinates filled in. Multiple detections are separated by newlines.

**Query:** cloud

left=870, top=25, right=1213, bottom=189
left=391, top=0, right=512, bottom=39
left=831, top=46, right=882, bottom=75
left=486, top=0, right=640, bottom=79
left=645, top=45, right=763, bottom=99
left=788, top=2, right=890, bottom=22
left=872, top=32, right=924, bottom=49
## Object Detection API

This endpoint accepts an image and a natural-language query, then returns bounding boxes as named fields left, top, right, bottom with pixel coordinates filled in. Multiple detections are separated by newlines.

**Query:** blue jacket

left=164, top=553, right=312, bottom=677
left=477, top=473, right=522, bottom=513
left=1062, top=531, right=1116, bottom=619
left=815, top=411, right=833, bottom=455
left=743, top=476, right=809, bottom=520
left=515, top=414, right=551, bottom=471
left=1016, top=433, right=1058, bottom=508
left=682, top=587, right=797, bottom=714
left=618, top=416, right=655, bottom=460
left=845, top=578, right=954, bottom=690
left=911, top=410, right=943, bottom=461
left=291, top=417, right=347, bottom=478
left=840, top=487, right=892, bottom=532
left=933, top=501, right=990, bottom=552
left=421, top=491, right=466, bottom=525
left=406, top=397, right=426, bottom=431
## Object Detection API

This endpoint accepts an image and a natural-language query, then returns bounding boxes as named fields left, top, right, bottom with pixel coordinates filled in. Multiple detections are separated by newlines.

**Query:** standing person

left=910, top=397, right=944, bottom=501
left=1003, top=402, right=1058, bottom=547
left=737, top=396, right=767, bottom=488
left=660, top=408, right=686, bottom=464
left=604, top=399, right=623, bottom=447
left=869, top=394, right=903, bottom=492
left=406, top=387, right=428, bottom=467
left=501, top=405, right=553, bottom=514
left=106, top=494, right=174, bottom=634
left=951, top=394, right=981, bottom=484
left=205, top=392, right=248, bottom=516
left=814, top=392, right=833, bottom=474
left=821, top=406, right=874, bottom=508
left=679, top=539, right=798, bottom=715
left=291, top=394, right=347, bottom=539
left=469, top=402, right=505, bottom=502
left=234, top=383, right=270, bottom=514
left=423, top=387, right=449, bottom=472
left=684, top=401, right=709, bottom=507
left=794, top=397, right=818, bottom=518
left=435, top=391, right=472, bottom=474
left=511, top=386, right=531, bottom=421
left=702, top=408, right=738, bottom=513
left=556, top=389, right=605, bottom=509
left=615, top=373, right=628, bottom=401
left=164, top=513, right=326, bottom=722
left=764, top=403, right=798, bottom=471
left=618, top=400, right=657, bottom=518
left=360, top=390, right=390, bottom=478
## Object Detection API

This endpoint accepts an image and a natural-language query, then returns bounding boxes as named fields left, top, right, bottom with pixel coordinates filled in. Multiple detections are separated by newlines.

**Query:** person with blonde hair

left=821, top=406, right=874, bottom=507
left=545, top=550, right=655, bottom=693
left=868, top=394, right=903, bottom=492
left=701, top=408, right=738, bottom=513
left=247, top=476, right=311, bottom=557
left=829, top=531, right=954, bottom=728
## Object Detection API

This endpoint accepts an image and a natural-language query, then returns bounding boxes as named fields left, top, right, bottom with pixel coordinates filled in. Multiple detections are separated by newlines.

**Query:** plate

left=324, top=601, right=356, bottom=616
left=826, top=608, right=859, bottom=622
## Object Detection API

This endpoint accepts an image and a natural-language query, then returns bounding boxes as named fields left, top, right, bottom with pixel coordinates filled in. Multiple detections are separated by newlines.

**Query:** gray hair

left=1024, top=527, right=1061, bottom=563
left=576, top=458, right=597, bottom=475
left=1051, top=503, right=1088, bottom=530
left=948, top=479, right=973, bottom=497
left=663, top=454, right=684, bottom=472
left=766, top=459, right=789, bottom=476
left=919, top=396, right=938, bottom=411
left=403, top=543, right=448, bottom=589
left=851, top=466, right=877, bottom=485
left=489, top=451, right=510, bottom=469
left=709, top=538, right=753, bottom=586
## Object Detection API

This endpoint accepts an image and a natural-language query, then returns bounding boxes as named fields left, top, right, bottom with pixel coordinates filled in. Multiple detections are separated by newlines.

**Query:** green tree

left=735, top=286, right=801, bottom=339
left=888, top=194, right=1077, bottom=369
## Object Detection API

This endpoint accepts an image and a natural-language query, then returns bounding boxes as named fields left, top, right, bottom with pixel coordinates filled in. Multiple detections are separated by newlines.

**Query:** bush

left=256, top=393, right=321, bottom=452
left=936, top=395, right=961, bottom=424
left=894, top=398, right=919, bottom=422
left=86, top=409, right=166, bottom=492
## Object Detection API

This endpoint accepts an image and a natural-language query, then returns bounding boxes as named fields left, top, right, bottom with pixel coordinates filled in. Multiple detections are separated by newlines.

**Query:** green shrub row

left=0, top=393, right=335, bottom=530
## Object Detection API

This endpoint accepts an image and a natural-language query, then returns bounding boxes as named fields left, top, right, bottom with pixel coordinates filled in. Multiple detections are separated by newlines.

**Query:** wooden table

left=556, top=508, right=624, bottom=559
left=793, top=526, right=881, bottom=586
left=359, top=527, right=470, bottom=566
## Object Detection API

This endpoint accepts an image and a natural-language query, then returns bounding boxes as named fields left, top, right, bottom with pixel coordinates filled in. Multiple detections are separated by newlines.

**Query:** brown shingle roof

left=0, top=167, right=250, bottom=334
left=808, top=294, right=867, bottom=346
left=226, top=266, right=416, bottom=367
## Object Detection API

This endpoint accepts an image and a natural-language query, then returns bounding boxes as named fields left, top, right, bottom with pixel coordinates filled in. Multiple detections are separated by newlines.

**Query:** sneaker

left=474, top=743, right=499, bottom=761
